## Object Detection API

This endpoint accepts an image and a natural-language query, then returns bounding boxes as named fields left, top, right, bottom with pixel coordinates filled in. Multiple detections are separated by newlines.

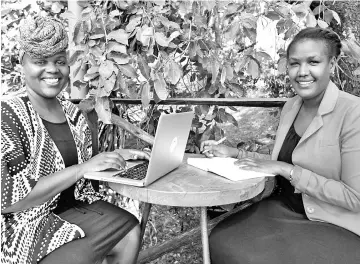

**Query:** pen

left=202, top=137, right=226, bottom=154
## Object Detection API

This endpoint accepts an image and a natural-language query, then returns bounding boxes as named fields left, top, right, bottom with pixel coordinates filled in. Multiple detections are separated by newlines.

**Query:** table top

left=109, top=154, right=266, bottom=207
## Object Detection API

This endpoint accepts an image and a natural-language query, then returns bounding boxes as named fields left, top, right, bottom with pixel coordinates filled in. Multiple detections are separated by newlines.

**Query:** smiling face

left=22, top=52, right=69, bottom=100
left=287, top=39, right=335, bottom=102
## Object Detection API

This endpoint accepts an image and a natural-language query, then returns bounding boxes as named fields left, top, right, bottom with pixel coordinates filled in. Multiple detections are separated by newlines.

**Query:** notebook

left=187, top=157, right=275, bottom=181
left=84, top=111, right=194, bottom=187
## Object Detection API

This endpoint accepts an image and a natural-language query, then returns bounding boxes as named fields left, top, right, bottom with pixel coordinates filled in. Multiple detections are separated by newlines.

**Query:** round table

left=109, top=154, right=266, bottom=264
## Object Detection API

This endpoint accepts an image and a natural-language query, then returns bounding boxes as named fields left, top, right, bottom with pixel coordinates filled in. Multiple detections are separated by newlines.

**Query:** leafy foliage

left=2, top=0, right=360, bottom=148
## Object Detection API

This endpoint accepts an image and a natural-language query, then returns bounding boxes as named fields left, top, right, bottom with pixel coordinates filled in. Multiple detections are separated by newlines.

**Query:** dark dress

left=39, top=119, right=138, bottom=264
left=209, top=124, right=360, bottom=264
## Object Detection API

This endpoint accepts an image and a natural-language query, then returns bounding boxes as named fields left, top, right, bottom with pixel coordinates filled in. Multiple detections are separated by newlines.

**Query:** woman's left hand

left=114, top=149, right=151, bottom=161
left=234, top=158, right=293, bottom=178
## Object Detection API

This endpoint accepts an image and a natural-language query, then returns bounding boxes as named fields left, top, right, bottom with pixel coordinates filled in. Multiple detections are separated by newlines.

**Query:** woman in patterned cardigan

left=1, top=16, right=149, bottom=264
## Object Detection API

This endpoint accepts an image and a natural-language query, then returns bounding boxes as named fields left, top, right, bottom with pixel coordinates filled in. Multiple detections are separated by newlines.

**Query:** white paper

left=187, top=157, right=275, bottom=181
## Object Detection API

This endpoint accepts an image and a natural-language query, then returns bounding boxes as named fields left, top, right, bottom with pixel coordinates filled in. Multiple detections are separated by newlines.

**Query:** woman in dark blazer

left=201, top=27, right=360, bottom=263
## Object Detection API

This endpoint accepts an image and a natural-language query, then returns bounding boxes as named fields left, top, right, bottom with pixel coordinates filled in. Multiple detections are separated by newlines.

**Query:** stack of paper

left=187, top=157, right=275, bottom=181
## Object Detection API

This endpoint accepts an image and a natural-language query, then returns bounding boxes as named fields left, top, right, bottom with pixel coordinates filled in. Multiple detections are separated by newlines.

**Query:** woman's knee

left=111, top=224, right=141, bottom=254
left=126, top=224, right=141, bottom=244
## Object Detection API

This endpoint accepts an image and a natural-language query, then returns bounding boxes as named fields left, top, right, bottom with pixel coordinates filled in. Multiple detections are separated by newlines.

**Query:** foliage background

left=1, top=1, right=360, bottom=263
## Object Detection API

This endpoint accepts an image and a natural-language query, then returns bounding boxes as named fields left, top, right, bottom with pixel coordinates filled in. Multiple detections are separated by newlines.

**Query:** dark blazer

left=271, top=81, right=360, bottom=236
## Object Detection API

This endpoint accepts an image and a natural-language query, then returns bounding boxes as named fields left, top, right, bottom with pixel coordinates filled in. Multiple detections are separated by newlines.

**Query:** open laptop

left=84, top=111, right=194, bottom=187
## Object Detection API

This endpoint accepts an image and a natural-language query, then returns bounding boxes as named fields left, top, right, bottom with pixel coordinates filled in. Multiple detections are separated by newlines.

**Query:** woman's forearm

left=2, top=164, right=84, bottom=214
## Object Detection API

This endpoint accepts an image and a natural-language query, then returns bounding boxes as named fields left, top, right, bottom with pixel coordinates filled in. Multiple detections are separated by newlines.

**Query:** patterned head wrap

left=19, top=16, right=68, bottom=63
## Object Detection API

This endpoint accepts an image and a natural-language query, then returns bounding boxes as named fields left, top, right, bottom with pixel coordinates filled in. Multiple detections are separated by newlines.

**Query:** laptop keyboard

left=113, top=162, right=149, bottom=181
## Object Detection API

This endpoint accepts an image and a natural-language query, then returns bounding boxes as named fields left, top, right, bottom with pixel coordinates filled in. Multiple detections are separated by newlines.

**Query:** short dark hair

left=286, top=27, right=342, bottom=59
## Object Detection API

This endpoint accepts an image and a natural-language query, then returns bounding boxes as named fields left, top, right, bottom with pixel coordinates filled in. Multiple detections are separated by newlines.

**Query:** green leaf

left=81, top=6, right=93, bottom=18
left=256, top=51, right=273, bottom=62
left=226, top=3, right=239, bottom=16
left=103, top=74, right=116, bottom=95
left=154, top=32, right=169, bottom=47
left=72, top=59, right=83, bottom=78
left=165, top=61, right=182, bottom=85
left=331, top=10, right=341, bottom=25
left=306, top=12, right=317, bottom=27
left=225, top=112, right=238, bottom=127
left=88, top=40, right=96, bottom=47
left=208, top=84, right=218, bottom=95
left=90, top=46, right=103, bottom=57
left=324, top=9, right=334, bottom=24
left=224, top=23, right=240, bottom=41
left=68, top=50, right=83, bottom=66
left=200, top=105, right=210, bottom=116
left=234, top=57, right=249, bottom=72
left=108, top=29, right=129, bottom=45
left=178, top=1, right=193, bottom=18
left=240, top=13, right=257, bottom=29
left=118, top=64, right=137, bottom=79
left=225, top=64, right=234, bottom=81
left=353, top=67, right=360, bottom=76
left=107, top=41, right=127, bottom=54
left=137, top=25, right=154, bottom=46
left=109, top=10, right=121, bottom=18
left=99, top=60, right=115, bottom=79
left=278, top=57, right=287, bottom=74
left=89, top=34, right=105, bottom=39
left=84, top=72, right=99, bottom=81
left=72, top=80, right=87, bottom=90
left=141, top=82, right=151, bottom=108
left=126, top=16, right=142, bottom=32
left=273, top=3, right=292, bottom=17
left=211, top=60, right=220, bottom=84
left=108, top=52, right=130, bottom=65
left=73, top=21, right=81, bottom=43
left=153, top=73, right=168, bottom=100
left=243, top=27, right=256, bottom=42
left=157, top=16, right=180, bottom=30
left=202, top=0, right=216, bottom=11
left=77, top=1, right=90, bottom=8
left=317, top=19, right=328, bottom=28
left=247, top=58, right=260, bottom=78
left=216, top=109, right=226, bottom=123
left=312, top=5, right=327, bottom=16
left=292, top=3, right=309, bottom=16
left=220, top=66, right=227, bottom=85
left=342, top=39, right=360, bottom=60
left=78, top=97, right=95, bottom=113
left=116, top=73, right=130, bottom=96
left=60, top=10, right=76, bottom=20
left=284, top=26, right=298, bottom=40
left=87, top=66, right=99, bottom=75
left=228, top=83, right=244, bottom=96
left=138, top=55, right=151, bottom=80
left=51, top=2, right=64, bottom=13
left=152, top=0, right=166, bottom=6
left=95, top=97, right=112, bottom=124
left=169, top=31, right=180, bottom=42
left=265, top=10, right=281, bottom=20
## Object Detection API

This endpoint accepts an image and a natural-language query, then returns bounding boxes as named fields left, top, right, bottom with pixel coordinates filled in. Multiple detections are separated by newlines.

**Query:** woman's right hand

left=77, top=151, right=127, bottom=176
left=200, top=140, right=235, bottom=158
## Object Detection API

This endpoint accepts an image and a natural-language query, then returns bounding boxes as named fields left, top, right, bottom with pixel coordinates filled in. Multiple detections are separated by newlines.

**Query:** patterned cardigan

left=1, top=92, right=103, bottom=264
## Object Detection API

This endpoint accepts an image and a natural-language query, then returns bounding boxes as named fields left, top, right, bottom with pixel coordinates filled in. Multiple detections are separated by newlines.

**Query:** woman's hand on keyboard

left=78, top=151, right=127, bottom=175
left=114, top=149, right=151, bottom=161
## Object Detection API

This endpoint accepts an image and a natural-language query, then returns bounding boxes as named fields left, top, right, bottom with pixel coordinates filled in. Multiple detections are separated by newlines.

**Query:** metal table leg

left=140, top=202, right=152, bottom=246
left=200, top=207, right=211, bottom=264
